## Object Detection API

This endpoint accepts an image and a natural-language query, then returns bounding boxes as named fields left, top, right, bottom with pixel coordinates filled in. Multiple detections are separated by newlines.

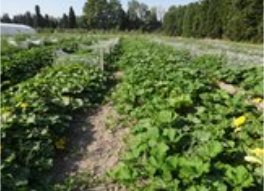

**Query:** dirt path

left=52, top=103, right=129, bottom=191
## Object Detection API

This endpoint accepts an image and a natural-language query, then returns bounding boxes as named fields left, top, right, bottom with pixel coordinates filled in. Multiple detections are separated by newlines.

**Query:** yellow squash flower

left=252, top=97, right=263, bottom=104
left=233, top=115, right=246, bottom=128
left=250, top=148, right=264, bottom=157
left=55, top=137, right=67, bottom=150
left=20, top=103, right=29, bottom=109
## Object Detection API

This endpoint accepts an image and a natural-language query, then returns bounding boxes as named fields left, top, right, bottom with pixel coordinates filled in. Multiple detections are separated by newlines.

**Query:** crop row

left=1, top=51, right=111, bottom=191
left=192, top=55, right=263, bottom=96
left=1, top=47, right=54, bottom=90
left=110, top=39, right=263, bottom=191
left=1, top=36, right=99, bottom=91
left=1, top=35, right=97, bottom=55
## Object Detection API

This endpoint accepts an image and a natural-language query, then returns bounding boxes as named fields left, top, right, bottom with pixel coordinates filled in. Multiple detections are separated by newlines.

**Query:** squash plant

left=1, top=62, right=108, bottom=190
left=109, top=39, right=263, bottom=191
left=1, top=47, right=54, bottom=90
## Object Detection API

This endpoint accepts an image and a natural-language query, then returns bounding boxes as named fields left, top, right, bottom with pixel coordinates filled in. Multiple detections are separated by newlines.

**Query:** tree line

left=1, top=0, right=262, bottom=42
left=1, top=0, right=162, bottom=32
left=1, top=5, right=77, bottom=29
left=163, top=0, right=263, bottom=42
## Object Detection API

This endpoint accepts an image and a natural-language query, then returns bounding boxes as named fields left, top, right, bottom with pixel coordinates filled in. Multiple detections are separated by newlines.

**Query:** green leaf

left=157, top=142, right=169, bottom=155
left=114, top=162, right=135, bottom=181
left=150, top=142, right=169, bottom=159
left=179, top=157, right=210, bottom=181
left=166, top=155, right=179, bottom=169
left=146, top=126, right=160, bottom=139
left=163, top=128, right=176, bottom=141
left=131, top=143, right=147, bottom=158
left=157, top=110, right=176, bottom=124
left=149, top=156, right=159, bottom=167
left=162, top=169, right=172, bottom=181
left=225, top=165, right=254, bottom=188
left=148, top=139, right=158, bottom=147
left=187, top=185, right=207, bottom=191
left=193, top=130, right=211, bottom=142
left=207, top=141, right=223, bottom=158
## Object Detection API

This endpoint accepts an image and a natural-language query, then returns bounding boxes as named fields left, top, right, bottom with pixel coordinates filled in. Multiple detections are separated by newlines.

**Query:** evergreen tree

left=34, top=5, right=43, bottom=28
left=77, top=15, right=88, bottom=28
left=163, top=6, right=178, bottom=36
left=25, top=12, right=34, bottom=27
left=162, top=0, right=262, bottom=42
left=49, top=16, right=59, bottom=28
left=13, top=15, right=24, bottom=24
left=68, top=6, right=77, bottom=28
left=2, top=9, right=60, bottom=28
left=206, top=0, right=223, bottom=38
left=60, top=13, right=69, bottom=28
left=182, top=4, right=195, bottom=37
left=191, top=3, right=202, bottom=37
left=44, top=14, right=50, bottom=28
left=1, top=13, right=12, bottom=23
left=198, top=0, right=209, bottom=37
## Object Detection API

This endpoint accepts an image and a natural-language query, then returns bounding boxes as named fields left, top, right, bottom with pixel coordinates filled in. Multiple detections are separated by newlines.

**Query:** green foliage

left=163, top=0, right=263, bottom=42
left=68, top=6, right=77, bottom=28
left=82, top=0, right=160, bottom=31
left=109, top=39, right=263, bottom=190
left=1, top=47, right=54, bottom=90
left=1, top=37, right=22, bottom=55
left=34, top=5, right=43, bottom=28
left=108, top=0, right=126, bottom=30
left=192, top=55, right=263, bottom=96
left=83, top=0, right=110, bottom=29
left=56, top=39, right=79, bottom=53
left=163, top=6, right=179, bottom=36
left=224, top=0, right=263, bottom=42
left=53, top=172, right=100, bottom=191
left=1, top=61, right=108, bottom=190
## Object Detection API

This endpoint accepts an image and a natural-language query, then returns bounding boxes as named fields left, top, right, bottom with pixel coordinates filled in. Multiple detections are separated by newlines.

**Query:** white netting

left=1, top=23, right=36, bottom=35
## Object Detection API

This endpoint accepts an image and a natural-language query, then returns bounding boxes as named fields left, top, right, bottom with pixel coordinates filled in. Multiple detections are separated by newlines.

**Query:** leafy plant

left=1, top=62, right=108, bottom=190
left=1, top=47, right=54, bottom=90
left=109, top=39, right=263, bottom=190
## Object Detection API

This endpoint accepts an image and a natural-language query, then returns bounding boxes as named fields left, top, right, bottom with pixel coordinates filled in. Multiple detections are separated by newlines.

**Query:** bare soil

left=217, top=81, right=244, bottom=95
left=52, top=103, right=129, bottom=191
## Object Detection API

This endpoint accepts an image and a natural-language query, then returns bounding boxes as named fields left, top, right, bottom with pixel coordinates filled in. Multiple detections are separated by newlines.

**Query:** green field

left=1, top=34, right=263, bottom=191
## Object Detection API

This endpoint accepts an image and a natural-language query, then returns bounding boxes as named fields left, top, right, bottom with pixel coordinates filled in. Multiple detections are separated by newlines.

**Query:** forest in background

left=163, top=0, right=263, bottom=42
left=1, top=0, right=263, bottom=42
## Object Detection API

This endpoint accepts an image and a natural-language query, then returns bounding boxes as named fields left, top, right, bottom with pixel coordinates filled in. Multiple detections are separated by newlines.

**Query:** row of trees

left=1, top=0, right=262, bottom=42
left=1, top=5, right=77, bottom=29
left=82, top=0, right=162, bottom=31
left=163, top=0, right=263, bottom=42
left=1, top=0, right=162, bottom=32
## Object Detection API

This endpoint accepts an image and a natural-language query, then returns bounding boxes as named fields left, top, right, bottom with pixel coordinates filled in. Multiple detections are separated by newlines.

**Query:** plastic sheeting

left=1, top=23, right=36, bottom=35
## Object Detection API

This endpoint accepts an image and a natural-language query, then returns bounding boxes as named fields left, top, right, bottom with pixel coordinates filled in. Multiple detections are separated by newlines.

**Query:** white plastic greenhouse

left=1, top=23, right=36, bottom=35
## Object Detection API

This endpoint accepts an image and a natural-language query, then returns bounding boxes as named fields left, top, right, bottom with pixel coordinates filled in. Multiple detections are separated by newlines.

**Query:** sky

left=1, top=0, right=198, bottom=17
